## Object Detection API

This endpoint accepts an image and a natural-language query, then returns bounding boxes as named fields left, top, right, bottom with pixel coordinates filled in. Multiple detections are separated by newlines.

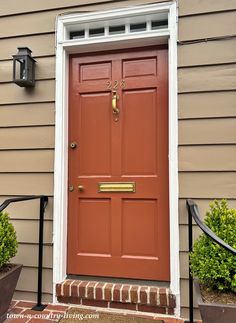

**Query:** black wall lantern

left=13, top=47, right=36, bottom=87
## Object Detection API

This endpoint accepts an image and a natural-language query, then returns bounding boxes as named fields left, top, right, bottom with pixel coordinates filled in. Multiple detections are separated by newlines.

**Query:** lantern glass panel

left=27, top=59, right=33, bottom=82
left=15, top=58, right=26, bottom=80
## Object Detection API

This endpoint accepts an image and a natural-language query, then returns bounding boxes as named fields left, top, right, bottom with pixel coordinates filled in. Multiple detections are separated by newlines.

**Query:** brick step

left=56, top=279, right=176, bottom=315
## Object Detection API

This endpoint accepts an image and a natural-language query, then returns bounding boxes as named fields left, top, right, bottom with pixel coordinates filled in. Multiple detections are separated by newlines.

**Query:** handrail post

left=32, top=196, right=48, bottom=311
left=0, top=195, right=49, bottom=311
left=187, top=200, right=194, bottom=323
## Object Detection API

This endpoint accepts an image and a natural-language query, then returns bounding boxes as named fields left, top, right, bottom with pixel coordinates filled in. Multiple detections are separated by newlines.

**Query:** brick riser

left=56, top=280, right=176, bottom=315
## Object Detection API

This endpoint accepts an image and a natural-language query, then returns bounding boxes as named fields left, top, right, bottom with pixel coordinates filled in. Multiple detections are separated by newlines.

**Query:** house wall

left=0, top=0, right=235, bottom=319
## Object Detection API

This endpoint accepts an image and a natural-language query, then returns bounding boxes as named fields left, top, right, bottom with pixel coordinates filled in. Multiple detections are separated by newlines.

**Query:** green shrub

left=190, top=199, right=236, bottom=293
left=0, top=212, right=18, bottom=268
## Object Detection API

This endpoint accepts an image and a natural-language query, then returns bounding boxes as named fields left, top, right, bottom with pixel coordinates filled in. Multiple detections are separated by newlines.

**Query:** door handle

left=112, top=91, right=119, bottom=114
left=78, top=185, right=84, bottom=192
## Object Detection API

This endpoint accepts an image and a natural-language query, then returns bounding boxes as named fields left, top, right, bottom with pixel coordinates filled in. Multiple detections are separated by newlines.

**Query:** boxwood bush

left=0, top=212, right=18, bottom=268
left=190, top=199, right=236, bottom=293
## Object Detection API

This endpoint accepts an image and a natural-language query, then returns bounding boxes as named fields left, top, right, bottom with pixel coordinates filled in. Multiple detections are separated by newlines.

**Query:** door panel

left=121, top=199, right=158, bottom=258
left=77, top=198, right=111, bottom=255
left=68, top=47, right=169, bottom=281
left=79, top=93, right=111, bottom=175
left=122, top=89, right=157, bottom=175
left=123, top=57, right=157, bottom=78
left=80, top=62, right=111, bottom=82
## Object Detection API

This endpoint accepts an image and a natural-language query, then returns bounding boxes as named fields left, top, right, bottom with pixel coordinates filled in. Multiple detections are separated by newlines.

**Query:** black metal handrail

left=186, top=199, right=236, bottom=323
left=0, top=195, right=48, bottom=311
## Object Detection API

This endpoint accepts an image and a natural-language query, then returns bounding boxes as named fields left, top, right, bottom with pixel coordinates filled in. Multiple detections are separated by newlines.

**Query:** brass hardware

left=120, top=80, right=126, bottom=88
left=70, top=141, right=77, bottom=149
left=106, top=80, right=126, bottom=90
left=107, top=80, right=112, bottom=90
left=98, top=182, right=135, bottom=193
left=78, top=185, right=84, bottom=192
left=112, top=91, right=119, bottom=114
left=69, top=185, right=74, bottom=192
left=113, top=80, right=119, bottom=90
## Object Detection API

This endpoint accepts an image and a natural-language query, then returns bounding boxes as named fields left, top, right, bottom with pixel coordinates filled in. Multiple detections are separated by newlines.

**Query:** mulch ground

left=200, top=284, right=236, bottom=305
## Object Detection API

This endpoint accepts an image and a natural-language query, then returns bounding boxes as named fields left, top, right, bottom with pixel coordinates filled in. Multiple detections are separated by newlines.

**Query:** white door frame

left=53, top=1, right=180, bottom=315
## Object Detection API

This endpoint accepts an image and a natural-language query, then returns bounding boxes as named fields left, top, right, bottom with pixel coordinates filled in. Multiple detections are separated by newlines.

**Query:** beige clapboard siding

left=0, top=0, right=167, bottom=17
left=178, top=38, right=236, bottom=67
left=179, top=118, right=236, bottom=145
left=179, top=0, right=236, bottom=16
left=14, top=291, right=52, bottom=303
left=179, top=172, right=236, bottom=199
left=181, top=308, right=201, bottom=321
left=0, top=196, right=53, bottom=220
left=178, top=91, right=236, bottom=119
left=179, top=198, right=236, bottom=225
left=0, top=0, right=114, bottom=16
left=180, top=225, right=201, bottom=252
left=0, top=80, right=55, bottom=105
left=0, top=0, right=165, bottom=39
left=0, top=150, right=54, bottom=172
left=0, top=11, right=57, bottom=39
left=0, top=174, right=53, bottom=196
left=178, top=64, right=236, bottom=93
left=16, top=267, right=53, bottom=294
left=0, top=57, right=55, bottom=83
left=180, top=252, right=189, bottom=279
left=179, top=11, right=236, bottom=42
left=180, top=280, right=199, bottom=311
left=13, top=244, right=53, bottom=268
left=179, top=145, right=236, bottom=171
left=12, top=219, right=53, bottom=244
left=0, top=103, right=55, bottom=127
left=0, top=34, right=55, bottom=60
left=0, top=126, right=54, bottom=149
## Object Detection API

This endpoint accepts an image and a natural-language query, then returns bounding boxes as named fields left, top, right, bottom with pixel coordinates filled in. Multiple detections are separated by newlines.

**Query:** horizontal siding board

left=0, top=10, right=58, bottom=39
left=179, top=145, right=236, bottom=171
left=179, top=172, right=236, bottom=199
left=0, top=150, right=54, bottom=172
left=0, top=196, right=53, bottom=220
left=13, top=244, right=53, bottom=268
left=0, top=127, right=54, bottom=149
left=179, top=11, right=236, bottom=42
left=178, top=64, right=236, bottom=93
left=180, top=280, right=199, bottom=310
left=179, top=0, right=236, bottom=16
left=14, top=291, right=52, bottom=303
left=12, top=219, right=52, bottom=244
left=16, top=267, right=52, bottom=294
left=178, top=39, right=236, bottom=67
left=0, top=0, right=164, bottom=38
left=0, top=0, right=115, bottom=16
left=0, top=174, right=53, bottom=195
left=178, top=92, right=236, bottom=119
left=180, top=225, right=201, bottom=252
left=0, top=0, right=167, bottom=17
left=0, top=34, right=55, bottom=60
left=0, top=103, right=55, bottom=127
left=180, top=252, right=189, bottom=279
left=0, top=80, right=55, bottom=105
left=181, top=307, right=201, bottom=321
left=0, top=57, right=55, bottom=82
left=179, top=198, right=236, bottom=225
left=179, top=119, right=236, bottom=145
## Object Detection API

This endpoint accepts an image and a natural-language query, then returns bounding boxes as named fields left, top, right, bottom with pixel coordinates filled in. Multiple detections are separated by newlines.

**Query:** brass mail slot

left=98, top=182, right=136, bottom=193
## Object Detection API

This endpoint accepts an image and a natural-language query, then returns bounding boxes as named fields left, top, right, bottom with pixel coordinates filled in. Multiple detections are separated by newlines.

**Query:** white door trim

left=53, top=1, right=180, bottom=315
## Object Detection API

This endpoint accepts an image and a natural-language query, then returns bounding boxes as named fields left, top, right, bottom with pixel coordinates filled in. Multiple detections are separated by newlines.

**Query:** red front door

left=67, top=47, right=169, bottom=281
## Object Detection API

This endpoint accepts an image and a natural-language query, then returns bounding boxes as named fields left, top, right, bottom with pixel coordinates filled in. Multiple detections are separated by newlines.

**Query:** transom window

left=67, top=11, right=168, bottom=40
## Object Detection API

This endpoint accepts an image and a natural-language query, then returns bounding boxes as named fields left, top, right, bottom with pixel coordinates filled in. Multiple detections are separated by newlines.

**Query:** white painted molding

left=53, top=1, right=180, bottom=315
